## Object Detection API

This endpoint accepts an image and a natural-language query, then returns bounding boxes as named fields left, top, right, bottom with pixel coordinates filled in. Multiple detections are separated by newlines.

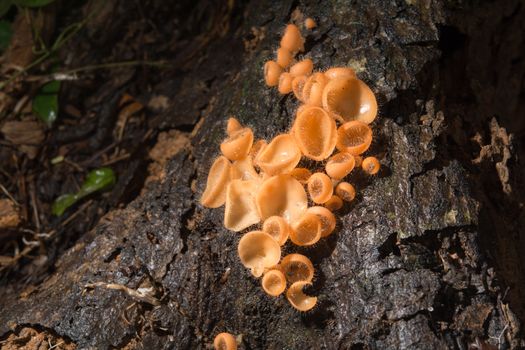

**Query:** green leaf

left=51, top=193, right=78, bottom=216
left=52, top=167, right=116, bottom=216
left=11, top=0, right=55, bottom=7
left=32, top=80, right=60, bottom=126
left=0, top=1, right=12, bottom=18
left=0, top=20, right=12, bottom=51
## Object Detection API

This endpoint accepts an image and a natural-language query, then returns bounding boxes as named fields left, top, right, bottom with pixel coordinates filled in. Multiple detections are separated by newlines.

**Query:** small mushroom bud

left=336, top=120, right=373, bottom=156
left=238, top=231, right=281, bottom=277
left=304, top=17, right=317, bottom=29
left=292, top=106, right=337, bottom=161
left=281, top=253, right=315, bottom=283
left=292, top=75, right=308, bottom=102
left=280, top=24, right=304, bottom=53
left=302, top=72, right=329, bottom=106
left=289, top=167, right=312, bottom=184
left=324, top=67, right=356, bottom=80
left=324, top=195, right=343, bottom=211
left=290, top=58, right=314, bottom=77
left=307, top=172, right=334, bottom=204
left=263, top=216, right=290, bottom=246
left=226, top=117, right=242, bottom=136
left=256, top=134, right=301, bottom=175
left=306, top=206, right=336, bottom=237
left=264, top=60, right=283, bottom=87
left=214, top=332, right=237, bottom=350
left=362, top=156, right=381, bottom=175
left=256, top=174, right=307, bottom=223
left=325, top=152, right=355, bottom=179
left=286, top=281, right=317, bottom=312
left=278, top=72, right=293, bottom=94
left=290, top=212, right=322, bottom=246
left=322, top=77, right=377, bottom=123
left=276, top=47, right=293, bottom=68
left=261, top=269, right=287, bottom=296
left=335, top=182, right=356, bottom=202
left=220, top=127, right=254, bottom=161
left=201, top=156, right=233, bottom=208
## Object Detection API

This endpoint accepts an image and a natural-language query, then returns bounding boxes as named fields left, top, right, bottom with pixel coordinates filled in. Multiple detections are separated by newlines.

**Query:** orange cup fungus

left=286, top=281, right=317, bottom=311
left=238, top=231, right=281, bottom=277
left=214, top=332, right=237, bottom=350
left=203, top=20, right=383, bottom=311
left=262, top=269, right=287, bottom=296
left=304, top=17, right=317, bottom=30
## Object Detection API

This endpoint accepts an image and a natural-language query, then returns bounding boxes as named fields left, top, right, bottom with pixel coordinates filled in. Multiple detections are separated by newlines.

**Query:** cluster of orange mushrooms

left=203, top=19, right=381, bottom=350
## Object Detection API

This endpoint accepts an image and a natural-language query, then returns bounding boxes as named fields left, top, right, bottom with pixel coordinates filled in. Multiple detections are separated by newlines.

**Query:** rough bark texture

left=1, top=0, right=524, bottom=349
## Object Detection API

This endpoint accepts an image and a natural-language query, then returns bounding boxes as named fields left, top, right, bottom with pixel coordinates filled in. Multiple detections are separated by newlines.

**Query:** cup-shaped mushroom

left=200, top=156, right=232, bottom=208
left=335, top=182, right=356, bottom=202
left=280, top=24, right=304, bottom=53
left=322, top=77, right=378, bottom=123
left=231, top=156, right=260, bottom=182
left=224, top=180, right=261, bottom=232
left=306, top=206, right=336, bottom=237
left=290, top=58, right=313, bottom=77
left=289, top=167, right=312, bottom=184
left=324, top=195, right=343, bottom=211
left=362, top=156, right=381, bottom=175
left=261, top=269, right=286, bottom=296
left=262, top=216, right=290, bottom=246
left=256, top=134, right=302, bottom=175
left=238, top=231, right=281, bottom=277
left=292, top=106, right=337, bottom=161
left=325, top=152, right=355, bottom=179
left=307, top=172, right=333, bottom=204
left=220, top=127, right=254, bottom=161
left=264, top=60, right=283, bottom=87
left=286, top=281, right=317, bottom=312
left=302, top=73, right=329, bottom=106
left=324, top=67, right=357, bottom=80
left=214, top=332, right=237, bottom=350
left=292, top=75, right=308, bottom=102
left=281, top=253, right=314, bottom=283
left=276, top=47, right=293, bottom=68
left=290, top=212, right=322, bottom=246
left=256, top=174, right=307, bottom=223
left=336, top=120, right=372, bottom=155
left=250, top=139, right=268, bottom=163
left=226, top=117, right=242, bottom=136
left=278, top=72, right=293, bottom=94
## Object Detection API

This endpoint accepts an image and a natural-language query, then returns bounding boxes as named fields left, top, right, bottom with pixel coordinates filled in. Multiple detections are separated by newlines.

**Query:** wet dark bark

left=1, top=0, right=524, bottom=349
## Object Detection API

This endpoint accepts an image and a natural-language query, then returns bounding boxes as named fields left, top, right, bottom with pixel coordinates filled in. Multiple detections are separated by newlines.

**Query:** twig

left=0, top=183, right=19, bottom=205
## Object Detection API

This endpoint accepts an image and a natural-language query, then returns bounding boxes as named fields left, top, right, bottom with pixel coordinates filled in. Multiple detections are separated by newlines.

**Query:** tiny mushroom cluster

left=203, top=19, right=381, bottom=335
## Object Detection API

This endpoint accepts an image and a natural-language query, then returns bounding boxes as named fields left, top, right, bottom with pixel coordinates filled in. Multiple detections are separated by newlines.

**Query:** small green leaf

left=0, top=20, right=12, bottom=51
left=52, top=193, right=78, bottom=216
left=11, top=0, right=55, bottom=7
left=33, top=80, right=60, bottom=126
left=78, top=167, right=116, bottom=197
left=0, top=1, right=12, bottom=18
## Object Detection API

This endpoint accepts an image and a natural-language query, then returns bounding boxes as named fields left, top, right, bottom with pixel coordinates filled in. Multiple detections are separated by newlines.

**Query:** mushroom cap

left=226, top=117, right=242, bottom=136
left=281, top=253, right=315, bottom=283
left=214, top=332, right=237, bottom=350
left=250, top=139, right=268, bottom=162
left=264, top=60, right=283, bottom=87
left=278, top=72, right=293, bottom=94
left=261, top=269, right=287, bottom=296
left=224, top=179, right=261, bottom=231
left=292, top=75, right=308, bottom=102
left=324, top=195, right=343, bottom=211
left=306, top=206, right=336, bottom=237
left=231, top=156, right=260, bottom=182
left=336, top=120, right=373, bottom=155
left=290, top=212, right=322, bottom=246
left=256, top=134, right=301, bottom=175
left=362, top=156, right=381, bottom=175
left=302, top=72, right=329, bottom=106
left=276, top=47, right=293, bottom=68
left=290, top=58, right=314, bottom=77
left=262, top=215, right=290, bottom=246
left=304, top=17, right=317, bottom=29
left=324, top=67, right=356, bottom=80
left=307, top=172, right=334, bottom=204
left=292, top=106, right=337, bottom=161
left=200, top=156, right=232, bottom=208
left=289, top=167, right=312, bottom=184
left=286, top=281, right=317, bottom=311
left=325, top=152, right=355, bottom=179
left=280, top=24, right=304, bottom=53
left=256, top=174, right=307, bottom=223
left=335, top=182, right=356, bottom=202
left=322, top=77, right=377, bottom=123
left=238, top=231, right=281, bottom=277
left=220, top=127, right=254, bottom=161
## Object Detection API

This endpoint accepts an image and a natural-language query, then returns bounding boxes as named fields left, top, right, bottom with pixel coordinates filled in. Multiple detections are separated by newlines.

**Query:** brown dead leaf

left=0, top=199, right=20, bottom=229
left=145, top=130, right=190, bottom=186
left=1, top=120, right=45, bottom=159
